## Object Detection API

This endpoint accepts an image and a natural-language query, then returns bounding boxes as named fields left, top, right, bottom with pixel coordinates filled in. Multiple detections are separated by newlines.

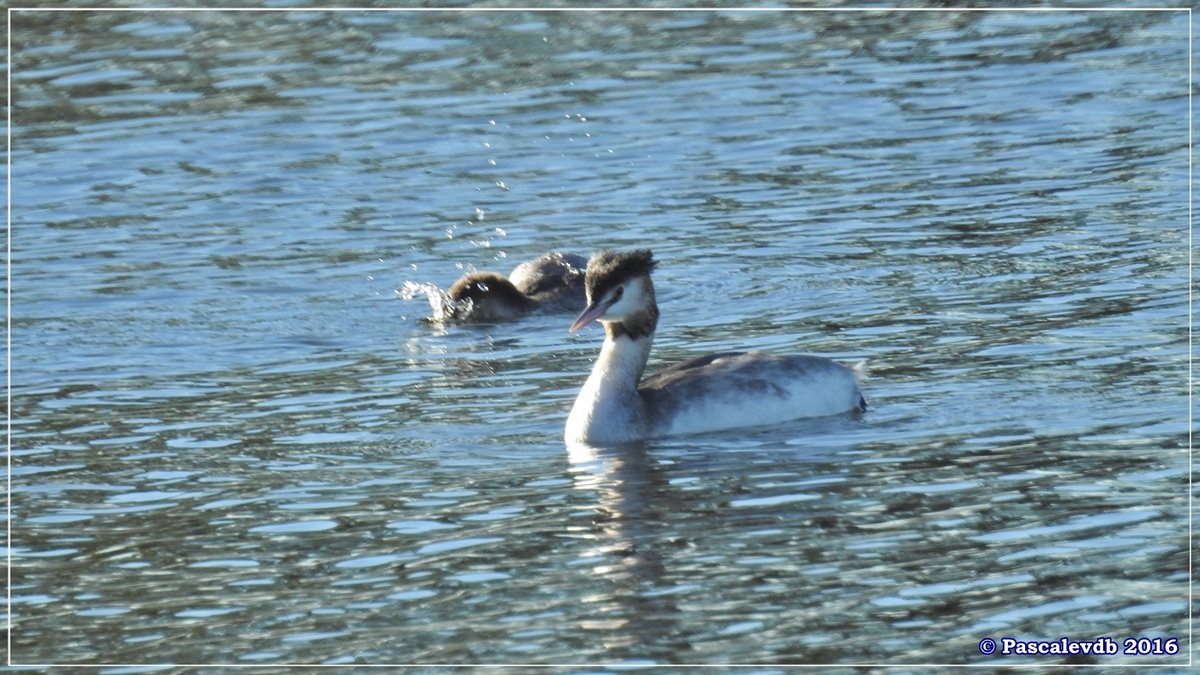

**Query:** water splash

left=398, top=280, right=483, bottom=323
left=398, top=281, right=467, bottom=322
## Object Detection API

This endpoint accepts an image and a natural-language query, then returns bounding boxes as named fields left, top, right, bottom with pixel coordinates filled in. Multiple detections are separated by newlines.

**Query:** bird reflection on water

left=567, top=439, right=684, bottom=659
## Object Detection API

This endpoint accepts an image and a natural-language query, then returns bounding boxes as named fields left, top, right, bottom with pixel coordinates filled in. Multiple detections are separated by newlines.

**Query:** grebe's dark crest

left=573, top=249, right=659, bottom=340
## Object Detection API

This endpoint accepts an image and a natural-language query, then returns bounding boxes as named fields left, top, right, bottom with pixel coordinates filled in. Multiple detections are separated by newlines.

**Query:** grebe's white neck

left=566, top=322, right=654, bottom=444
left=566, top=256, right=661, bottom=445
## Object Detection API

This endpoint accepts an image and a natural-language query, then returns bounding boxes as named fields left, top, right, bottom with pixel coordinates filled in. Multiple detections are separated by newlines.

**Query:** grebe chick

left=444, top=251, right=587, bottom=322
left=565, top=249, right=866, bottom=444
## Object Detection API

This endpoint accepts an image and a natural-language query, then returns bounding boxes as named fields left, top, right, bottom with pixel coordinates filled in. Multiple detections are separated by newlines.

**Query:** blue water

left=8, top=8, right=1191, bottom=670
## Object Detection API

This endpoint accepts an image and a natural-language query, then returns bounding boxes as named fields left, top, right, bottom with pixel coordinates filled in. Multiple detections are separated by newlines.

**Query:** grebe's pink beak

left=569, top=300, right=610, bottom=332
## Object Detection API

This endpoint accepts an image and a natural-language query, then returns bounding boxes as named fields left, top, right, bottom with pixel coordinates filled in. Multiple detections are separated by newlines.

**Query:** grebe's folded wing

left=509, top=251, right=587, bottom=307
left=639, top=352, right=865, bottom=436
left=509, top=252, right=586, bottom=294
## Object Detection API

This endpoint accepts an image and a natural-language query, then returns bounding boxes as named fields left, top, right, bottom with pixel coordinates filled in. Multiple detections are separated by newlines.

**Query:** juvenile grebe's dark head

left=570, top=249, right=658, bottom=338
left=446, top=272, right=535, bottom=322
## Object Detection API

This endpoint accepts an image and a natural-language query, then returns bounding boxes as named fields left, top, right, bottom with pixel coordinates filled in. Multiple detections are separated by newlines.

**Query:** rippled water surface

left=9, top=7, right=1191, bottom=671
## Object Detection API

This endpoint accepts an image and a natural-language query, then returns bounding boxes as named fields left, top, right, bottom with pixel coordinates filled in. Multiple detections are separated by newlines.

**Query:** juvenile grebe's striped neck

left=605, top=302, right=658, bottom=341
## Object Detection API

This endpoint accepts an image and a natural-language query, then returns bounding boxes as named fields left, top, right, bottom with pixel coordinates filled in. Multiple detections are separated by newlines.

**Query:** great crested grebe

left=443, top=251, right=587, bottom=322
left=565, top=249, right=866, bottom=444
